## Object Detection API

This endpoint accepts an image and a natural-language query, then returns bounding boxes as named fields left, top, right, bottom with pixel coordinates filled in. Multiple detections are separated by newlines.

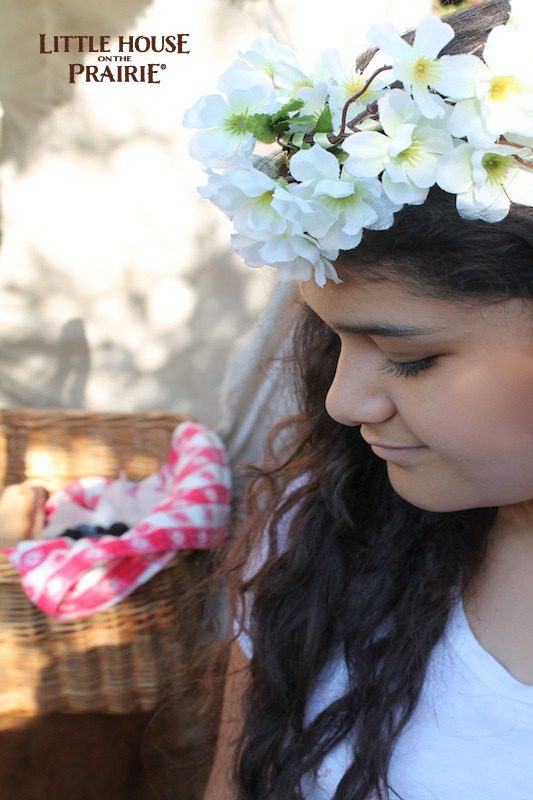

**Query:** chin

left=396, top=491, right=481, bottom=513
left=386, top=470, right=484, bottom=514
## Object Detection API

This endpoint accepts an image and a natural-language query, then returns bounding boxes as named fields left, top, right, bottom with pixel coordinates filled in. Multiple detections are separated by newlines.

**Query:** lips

left=360, top=431, right=429, bottom=464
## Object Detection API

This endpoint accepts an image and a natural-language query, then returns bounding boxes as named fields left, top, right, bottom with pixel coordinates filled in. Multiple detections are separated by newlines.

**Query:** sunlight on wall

left=0, top=0, right=430, bottom=425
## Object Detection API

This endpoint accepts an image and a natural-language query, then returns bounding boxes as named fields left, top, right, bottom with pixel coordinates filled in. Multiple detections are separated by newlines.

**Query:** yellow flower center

left=257, top=189, right=275, bottom=208
left=343, top=73, right=366, bottom=97
left=293, top=78, right=314, bottom=91
left=412, top=56, right=439, bottom=85
left=482, top=152, right=513, bottom=183
left=395, top=137, right=423, bottom=166
left=321, top=192, right=356, bottom=212
left=488, top=75, right=521, bottom=102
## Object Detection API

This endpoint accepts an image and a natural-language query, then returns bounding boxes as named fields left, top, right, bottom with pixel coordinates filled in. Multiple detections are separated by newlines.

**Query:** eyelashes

left=378, top=356, right=437, bottom=378
left=333, top=331, right=439, bottom=378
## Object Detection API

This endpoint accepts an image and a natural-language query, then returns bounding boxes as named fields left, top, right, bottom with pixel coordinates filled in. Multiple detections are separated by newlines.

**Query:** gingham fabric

left=4, top=421, right=231, bottom=620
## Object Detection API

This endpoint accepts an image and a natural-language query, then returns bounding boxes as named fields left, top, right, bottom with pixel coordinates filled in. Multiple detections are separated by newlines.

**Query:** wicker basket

left=0, top=408, right=213, bottom=717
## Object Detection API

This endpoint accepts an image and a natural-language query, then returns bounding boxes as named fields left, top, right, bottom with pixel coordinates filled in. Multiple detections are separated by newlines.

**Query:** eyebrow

left=331, top=322, right=446, bottom=337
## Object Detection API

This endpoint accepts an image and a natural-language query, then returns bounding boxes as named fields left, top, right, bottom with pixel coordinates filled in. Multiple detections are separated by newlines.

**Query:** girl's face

left=299, top=270, right=533, bottom=513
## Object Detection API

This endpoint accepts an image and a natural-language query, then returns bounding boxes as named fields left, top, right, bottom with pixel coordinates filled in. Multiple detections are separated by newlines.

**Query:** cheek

left=387, top=353, right=533, bottom=511
left=493, top=353, right=533, bottom=426
left=405, top=353, right=533, bottom=451
left=459, top=354, right=533, bottom=436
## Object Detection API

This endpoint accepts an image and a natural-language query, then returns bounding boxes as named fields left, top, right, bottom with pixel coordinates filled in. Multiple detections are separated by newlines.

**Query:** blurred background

left=0, top=0, right=481, bottom=457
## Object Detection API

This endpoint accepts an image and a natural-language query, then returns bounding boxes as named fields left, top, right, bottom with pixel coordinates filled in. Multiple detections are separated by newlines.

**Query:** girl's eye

left=378, top=356, right=436, bottom=378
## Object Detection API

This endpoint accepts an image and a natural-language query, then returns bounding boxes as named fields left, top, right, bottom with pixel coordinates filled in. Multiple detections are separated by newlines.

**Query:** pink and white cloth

left=4, top=421, right=231, bottom=620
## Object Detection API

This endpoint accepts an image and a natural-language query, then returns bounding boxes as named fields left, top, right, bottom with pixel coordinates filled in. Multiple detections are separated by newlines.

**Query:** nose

left=325, top=348, right=396, bottom=427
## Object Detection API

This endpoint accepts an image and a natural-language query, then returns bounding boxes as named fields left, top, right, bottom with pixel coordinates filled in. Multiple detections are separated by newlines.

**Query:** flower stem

left=336, top=65, right=392, bottom=139
left=346, top=101, right=379, bottom=131
left=513, top=155, right=533, bottom=170
left=498, top=137, right=533, bottom=170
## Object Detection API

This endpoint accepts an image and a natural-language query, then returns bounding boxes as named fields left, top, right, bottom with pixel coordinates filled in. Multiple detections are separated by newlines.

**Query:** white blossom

left=508, top=0, right=533, bottom=33
left=445, top=22, right=533, bottom=143
left=183, top=74, right=278, bottom=168
left=447, top=99, right=496, bottom=149
left=367, top=15, right=483, bottom=119
left=200, top=165, right=289, bottom=236
left=223, top=34, right=308, bottom=96
left=292, top=83, right=330, bottom=129
left=231, top=231, right=340, bottom=286
left=474, top=24, right=533, bottom=138
left=436, top=141, right=533, bottom=221
left=184, top=17, right=533, bottom=287
left=287, top=144, right=396, bottom=249
left=311, top=49, right=390, bottom=132
left=342, top=89, right=453, bottom=205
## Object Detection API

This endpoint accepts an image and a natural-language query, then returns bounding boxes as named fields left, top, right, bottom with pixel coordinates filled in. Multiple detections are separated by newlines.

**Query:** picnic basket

left=0, top=407, right=214, bottom=717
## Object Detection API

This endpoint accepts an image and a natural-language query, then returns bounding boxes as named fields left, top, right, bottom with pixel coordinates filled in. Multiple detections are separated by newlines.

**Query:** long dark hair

left=219, top=2, right=533, bottom=799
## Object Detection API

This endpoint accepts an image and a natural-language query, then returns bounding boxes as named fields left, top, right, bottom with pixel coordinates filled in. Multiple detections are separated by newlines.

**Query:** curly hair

left=212, top=2, right=533, bottom=799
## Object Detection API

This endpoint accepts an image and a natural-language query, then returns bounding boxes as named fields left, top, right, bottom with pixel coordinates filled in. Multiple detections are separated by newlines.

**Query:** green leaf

left=336, top=149, right=348, bottom=164
left=245, top=113, right=278, bottom=143
left=271, top=119, right=290, bottom=136
left=288, top=115, right=316, bottom=131
left=314, top=105, right=333, bottom=134
left=272, top=98, right=305, bottom=120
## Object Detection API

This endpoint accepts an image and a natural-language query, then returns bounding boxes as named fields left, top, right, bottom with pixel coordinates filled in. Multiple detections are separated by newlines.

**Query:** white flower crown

left=184, top=1, right=533, bottom=286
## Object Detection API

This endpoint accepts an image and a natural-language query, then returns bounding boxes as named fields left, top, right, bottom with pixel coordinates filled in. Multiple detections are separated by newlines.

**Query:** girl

left=196, top=1, right=533, bottom=797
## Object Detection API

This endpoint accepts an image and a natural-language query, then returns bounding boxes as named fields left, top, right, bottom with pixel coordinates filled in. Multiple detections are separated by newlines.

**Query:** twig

left=336, top=65, right=392, bottom=138
left=513, top=155, right=533, bottom=170
left=498, top=137, right=533, bottom=169
left=346, top=102, right=379, bottom=131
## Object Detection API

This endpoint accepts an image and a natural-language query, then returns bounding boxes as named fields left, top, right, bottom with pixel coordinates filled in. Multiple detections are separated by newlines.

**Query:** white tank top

left=238, top=528, right=533, bottom=799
